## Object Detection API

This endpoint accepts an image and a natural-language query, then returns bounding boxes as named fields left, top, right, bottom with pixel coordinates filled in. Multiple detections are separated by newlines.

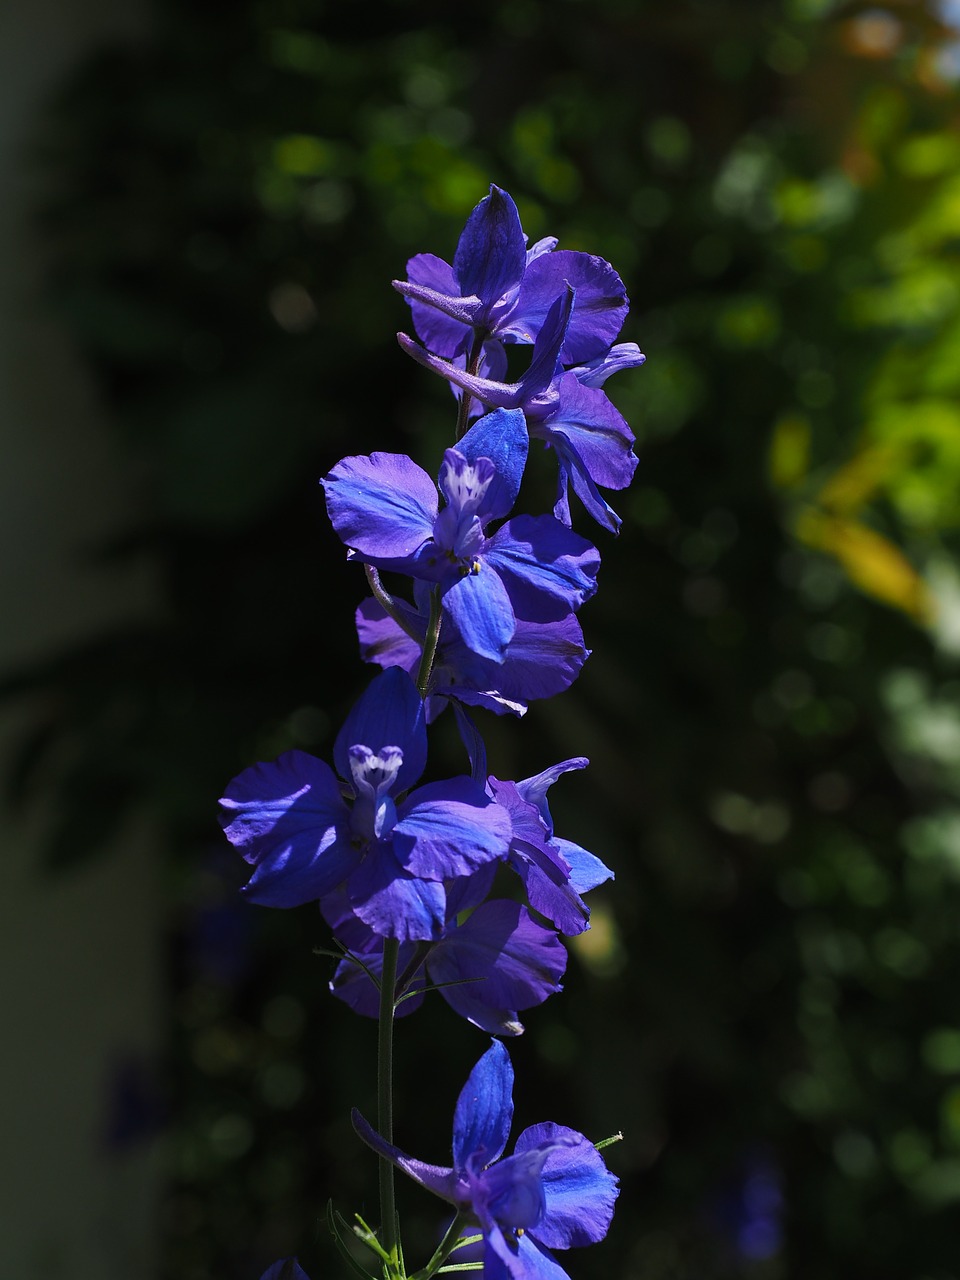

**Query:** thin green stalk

left=415, top=588, right=443, bottom=698
left=365, top=565, right=423, bottom=644
left=378, top=937, right=402, bottom=1277
left=454, top=332, right=486, bottom=441
left=411, top=1212, right=469, bottom=1280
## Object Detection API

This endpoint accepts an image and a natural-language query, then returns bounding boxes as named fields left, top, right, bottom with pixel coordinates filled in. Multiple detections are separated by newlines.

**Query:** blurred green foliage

left=10, top=0, right=960, bottom=1276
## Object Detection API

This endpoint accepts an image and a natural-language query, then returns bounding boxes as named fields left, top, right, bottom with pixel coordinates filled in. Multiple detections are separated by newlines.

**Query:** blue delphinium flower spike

left=353, top=1040, right=619, bottom=1280
left=219, top=668, right=511, bottom=941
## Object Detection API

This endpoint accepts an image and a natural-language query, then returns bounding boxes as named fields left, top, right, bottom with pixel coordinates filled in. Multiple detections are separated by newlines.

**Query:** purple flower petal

left=347, top=856, right=447, bottom=942
left=484, top=516, right=600, bottom=621
left=219, top=751, right=359, bottom=908
left=393, top=779, right=511, bottom=880
left=551, top=837, right=613, bottom=895
left=322, top=452, right=437, bottom=561
left=457, top=407, right=529, bottom=523
left=442, top=564, right=516, bottom=662
left=453, top=185, right=526, bottom=313
left=333, top=667, right=427, bottom=793
left=486, top=1231, right=573, bottom=1280
left=508, top=250, right=629, bottom=363
left=453, top=1039, right=514, bottom=1170
left=428, top=900, right=566, bottom=1033
left=514, top=1123, right=619, bottom=1249
left=259, top=1260, right=313, bottom=1280
left=351, top=1108, right=460, bottom=1202
left=402, top=252, right=475, bottom=355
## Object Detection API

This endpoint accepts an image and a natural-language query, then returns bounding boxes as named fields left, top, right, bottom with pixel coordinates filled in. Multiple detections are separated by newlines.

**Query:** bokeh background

left=3, top=0, right=960, bottom=1277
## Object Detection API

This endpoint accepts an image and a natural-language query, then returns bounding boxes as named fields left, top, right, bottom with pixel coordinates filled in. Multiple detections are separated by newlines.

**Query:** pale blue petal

left=514, top=1123, right=619, bottom=1249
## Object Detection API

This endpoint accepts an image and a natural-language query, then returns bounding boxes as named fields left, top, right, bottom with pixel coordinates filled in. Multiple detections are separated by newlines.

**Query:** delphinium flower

left=397, top=294, right=643, bottom=534
left=323, top=406, right=600, bottom=661
left=489, top=757, right=614, bottom=937
left=353, top=1039, right=619, bottom=1280
left=355, top=583, right=590, bottom=723
left=325, top=866, right=567, bottom=1036
left=218, top=667, right=511, bottom=941
left=395, top=183, right=629, bottom=373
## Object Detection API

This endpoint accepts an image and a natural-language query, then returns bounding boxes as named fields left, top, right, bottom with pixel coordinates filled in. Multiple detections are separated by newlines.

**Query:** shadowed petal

left=484, top=516, right=600, bottom=620
left=453, top=185, right=526, bottom=310
left=347, top=856, right=447, bottom=942
left=507, top=250, right=629, bottom=363
left=352, top=1108, right=460, bottom=1202
left=443, top=565, right=516, bottom=662
left=394, top=778, right=511, bottom=879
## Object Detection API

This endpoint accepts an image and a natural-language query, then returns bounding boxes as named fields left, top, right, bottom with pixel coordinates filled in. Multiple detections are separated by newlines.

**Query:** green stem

left=415, top=588, right=443, bottom=698
left=411, top=1211, right=469, bottom=1280
left=365, top=566, right=423, bottom=645
left=454, top=332, right=486, bottom=441
left=378, top=937, right=402, bottom=1277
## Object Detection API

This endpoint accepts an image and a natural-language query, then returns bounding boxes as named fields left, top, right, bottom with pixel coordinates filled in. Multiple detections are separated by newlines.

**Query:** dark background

left=9, top=1, right=960, bottom=1276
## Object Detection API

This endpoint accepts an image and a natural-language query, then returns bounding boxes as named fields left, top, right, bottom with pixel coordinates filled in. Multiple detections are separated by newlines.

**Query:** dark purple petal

left=428, top=900, right=566, bottom=1032
left=453, top=185, right=526, bottom=312
left=508, top=251, right=629, bottom=363
left=484, top=516, right=600, bottom=621
left=259, top=1259, right=312, bottom=1280
left=347, top=856, right=447, bottom=941
left=333, top=668, right=427, bottom=793
left=457, top=408, right=529, bottom=523
left=397, top=333, right=524, bottom=409
left=518, top=860, right=592, bottom=936
left=514, top=1123, right=619, bottom=1249
left=518, top=287, right=574, bottom=402
left=323, top=451, right=437, bottom=565
left=400, top=252, right=477, bottom=355
left=443, top=564, right=516, bottom=662
left=537, top=375, right=637, bottom=492
left=393, top=778, right=511, bottom=880
left=219, top=751, right=358, bottom=907
left=441, top=613, right=590, bottom=706
left=329, top=943, right=424, bottom=1019
left=351, top=1108, right=460, bottom=1203
left=241, top=829, right=359, bottom=909
left=453, top=1039, right=514, bottom=1170
left=355, top=598, right=422, bottom=678
left=445, top=863, right=498, bottom=917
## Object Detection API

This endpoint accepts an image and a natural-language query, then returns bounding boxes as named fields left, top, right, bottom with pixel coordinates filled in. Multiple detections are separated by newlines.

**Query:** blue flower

left=326, top=868, right=567, bottom=1035
left=395, top=184, right=629, bottom=366
left=397, top=297, right=643, bottom=534
left=353, top=1040, right=618, bottom=1280
left=219, top=668, right=511, bottom=941
left=355, top=589, right=590, bottom=721
left=489, top=758, right=614, bottom=937
left=323, top=407, right=600, bottom=660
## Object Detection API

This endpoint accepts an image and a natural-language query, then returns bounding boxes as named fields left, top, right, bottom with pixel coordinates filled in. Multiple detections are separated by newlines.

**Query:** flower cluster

left=227, top=185, right=641, bottom=1280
